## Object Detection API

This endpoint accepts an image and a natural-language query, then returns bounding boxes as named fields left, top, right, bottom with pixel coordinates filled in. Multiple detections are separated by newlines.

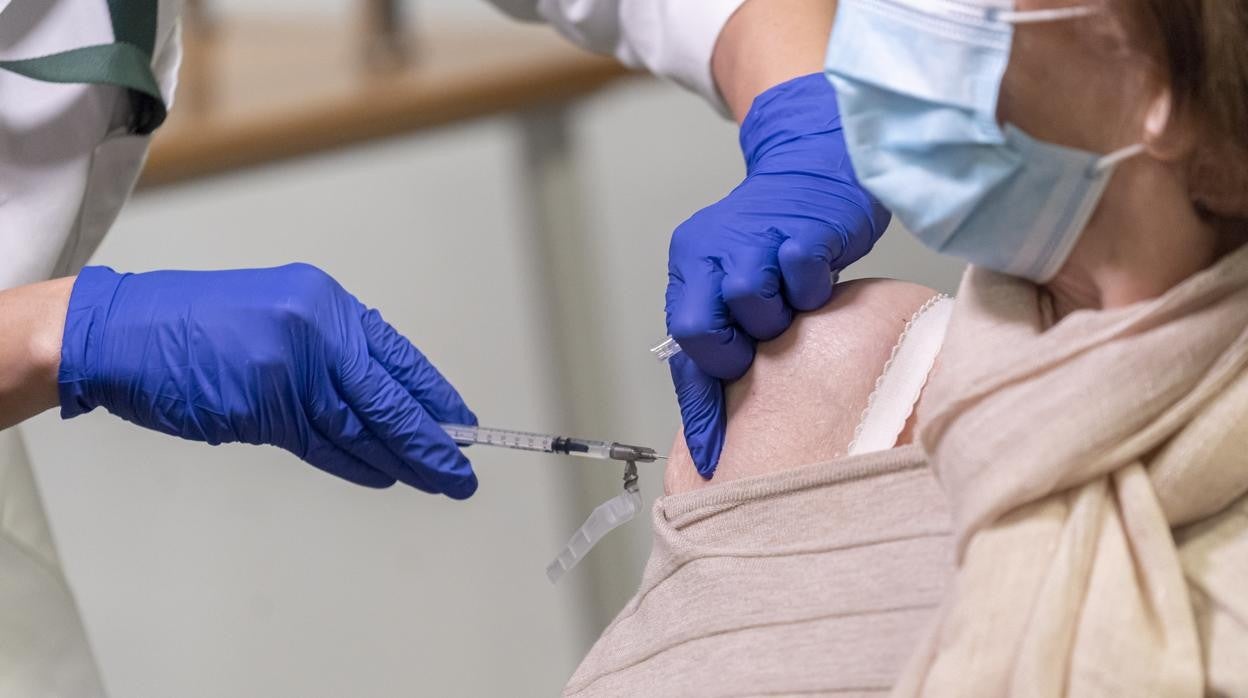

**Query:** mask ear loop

left=990, top=5, right=1098, bottom=24
left=1092, top=143, right=1147, bottom=175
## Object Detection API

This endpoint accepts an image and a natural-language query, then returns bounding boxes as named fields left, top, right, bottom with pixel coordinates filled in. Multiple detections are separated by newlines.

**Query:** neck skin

left=1043, top=156, right=1224, bottom=316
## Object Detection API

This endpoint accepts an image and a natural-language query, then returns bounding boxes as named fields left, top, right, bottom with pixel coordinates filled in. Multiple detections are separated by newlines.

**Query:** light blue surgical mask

left=825, top=0, right=1145, bottom=282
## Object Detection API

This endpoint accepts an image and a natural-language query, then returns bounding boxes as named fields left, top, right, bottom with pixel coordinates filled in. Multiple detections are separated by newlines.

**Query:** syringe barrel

left=441, top=423, right=481, bottom=444
left=441, top=424, right=557, bottom=453
left=441, top=424, right=660, bottom=463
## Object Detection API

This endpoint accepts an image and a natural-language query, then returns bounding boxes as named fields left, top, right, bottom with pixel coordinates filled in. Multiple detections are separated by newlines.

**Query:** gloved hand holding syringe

left=439, top=423, right=664, bottom=584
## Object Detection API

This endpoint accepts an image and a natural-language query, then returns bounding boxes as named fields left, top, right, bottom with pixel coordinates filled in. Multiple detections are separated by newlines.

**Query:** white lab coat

left=0, top=0, right=742, bottom=693
left=489, top=0, right=746, bottom=113
left=1, top=0, right=183, bottom=693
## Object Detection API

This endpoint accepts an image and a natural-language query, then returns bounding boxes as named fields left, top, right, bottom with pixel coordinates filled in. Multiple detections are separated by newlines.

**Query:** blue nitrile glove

left=58, top=263, right=479, bottom=499
left=665, top=74, right=891, bottom=478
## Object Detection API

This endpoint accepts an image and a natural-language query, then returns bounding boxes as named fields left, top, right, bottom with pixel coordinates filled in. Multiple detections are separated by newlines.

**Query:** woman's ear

left=1144, top=92, right=1170, bottom=140
left=1142, top=82, right=1248, bottom=219
left=1142, top=89, right=1197, bottom=162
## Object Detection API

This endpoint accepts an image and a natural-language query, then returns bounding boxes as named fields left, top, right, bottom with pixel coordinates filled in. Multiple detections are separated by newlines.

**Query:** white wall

left=20, top=31, right=965, bottom=698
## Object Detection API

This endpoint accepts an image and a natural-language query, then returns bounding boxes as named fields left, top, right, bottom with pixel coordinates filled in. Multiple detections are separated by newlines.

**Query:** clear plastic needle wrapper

left=546, top=461, right=642, bottom=584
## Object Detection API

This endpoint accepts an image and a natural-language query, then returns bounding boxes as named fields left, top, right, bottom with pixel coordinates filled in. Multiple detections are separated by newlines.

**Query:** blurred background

left=19, top=1, right=965, bottom=695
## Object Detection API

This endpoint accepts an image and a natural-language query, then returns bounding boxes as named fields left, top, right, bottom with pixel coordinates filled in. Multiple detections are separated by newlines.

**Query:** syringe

left=440, top=424, right=664, bottom=463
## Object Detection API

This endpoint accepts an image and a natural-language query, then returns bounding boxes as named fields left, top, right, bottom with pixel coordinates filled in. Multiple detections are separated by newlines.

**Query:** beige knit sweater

left=564, top=445, right=954, bottom=697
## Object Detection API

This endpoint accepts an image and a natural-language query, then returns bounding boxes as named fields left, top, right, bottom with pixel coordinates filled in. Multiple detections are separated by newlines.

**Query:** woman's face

left=998, top=0, right=1159, bottom=156
left=994, top=0, right=1224, bottom=312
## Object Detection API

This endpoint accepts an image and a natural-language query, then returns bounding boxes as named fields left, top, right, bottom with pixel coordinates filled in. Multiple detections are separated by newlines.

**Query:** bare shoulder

left=665, top=278, right=942, bottom=495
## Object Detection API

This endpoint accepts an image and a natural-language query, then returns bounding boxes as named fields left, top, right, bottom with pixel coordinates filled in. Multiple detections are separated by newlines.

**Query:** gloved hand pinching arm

left=58, top=263, right=479, bottom=499
left=666, top=73, right=890, bottom=478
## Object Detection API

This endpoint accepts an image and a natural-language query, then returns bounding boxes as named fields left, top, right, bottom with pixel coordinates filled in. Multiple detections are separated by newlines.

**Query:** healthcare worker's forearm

left=0, top=277, right=73, bottom=429
left=712, top=0, right=837, bottom=122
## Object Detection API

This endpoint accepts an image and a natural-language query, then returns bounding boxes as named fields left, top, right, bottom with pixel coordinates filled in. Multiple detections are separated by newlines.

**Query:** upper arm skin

left=665, top=278, right=940, bottom=495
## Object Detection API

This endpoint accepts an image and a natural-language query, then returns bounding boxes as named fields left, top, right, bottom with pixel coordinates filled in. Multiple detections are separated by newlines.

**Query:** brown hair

left=1131, top=0, right=1248, bottom=216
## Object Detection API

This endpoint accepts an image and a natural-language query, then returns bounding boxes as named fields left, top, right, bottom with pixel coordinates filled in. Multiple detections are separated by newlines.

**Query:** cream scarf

left=896, top=245, right=1248, bottom=696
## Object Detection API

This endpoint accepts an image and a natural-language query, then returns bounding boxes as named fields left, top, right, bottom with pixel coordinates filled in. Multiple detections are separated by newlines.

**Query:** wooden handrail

left=139, top=18, right=634, bottom=188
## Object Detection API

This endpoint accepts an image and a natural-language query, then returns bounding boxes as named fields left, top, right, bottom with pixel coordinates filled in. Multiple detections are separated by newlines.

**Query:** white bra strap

left=848, top=295, right=953, bottom=456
